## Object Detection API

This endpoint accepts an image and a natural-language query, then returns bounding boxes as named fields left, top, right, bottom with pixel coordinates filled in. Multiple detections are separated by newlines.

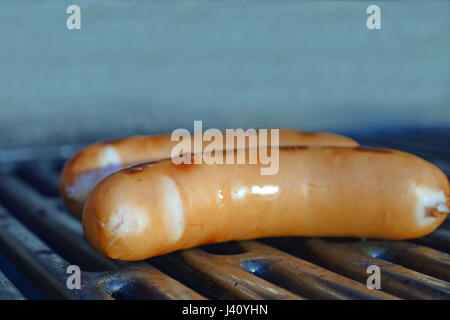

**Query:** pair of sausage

left=59, top=130, right=449, bottom=261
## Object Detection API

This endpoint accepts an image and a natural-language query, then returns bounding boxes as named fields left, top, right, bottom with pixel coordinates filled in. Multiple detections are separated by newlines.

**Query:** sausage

left=82, top=146, right=449, bottom=261
left=60, top=130, right=359, bottom=217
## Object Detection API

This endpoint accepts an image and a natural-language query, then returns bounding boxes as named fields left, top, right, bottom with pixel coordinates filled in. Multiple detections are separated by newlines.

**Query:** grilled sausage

left=60, top=130, right=359, bottom=217
left=82, top=146, right=449, bottom=261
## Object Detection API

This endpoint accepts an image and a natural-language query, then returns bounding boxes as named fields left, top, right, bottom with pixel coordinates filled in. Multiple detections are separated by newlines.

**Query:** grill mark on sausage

left=124, top=166, right=146, bottom=174
left=293, top=131, right=318, bottom=136
left=279, top=146, right=310, bottom=151
left=124, top=162, right=155, bottom=174
left=355, top=146, right=393, bottom=153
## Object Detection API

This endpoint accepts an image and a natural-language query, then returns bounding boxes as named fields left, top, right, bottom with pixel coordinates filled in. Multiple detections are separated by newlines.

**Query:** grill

left=0, top=131, right=449, bottom=300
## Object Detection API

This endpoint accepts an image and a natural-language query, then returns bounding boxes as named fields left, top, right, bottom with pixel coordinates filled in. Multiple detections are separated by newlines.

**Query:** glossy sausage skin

left=60, top=130, right=359, bottom=217
left=82, top=147, right=449, bottom=261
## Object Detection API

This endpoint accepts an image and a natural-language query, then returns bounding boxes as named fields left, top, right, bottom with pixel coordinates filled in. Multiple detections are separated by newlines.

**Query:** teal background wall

left=0, top=0, right=449, bottom=147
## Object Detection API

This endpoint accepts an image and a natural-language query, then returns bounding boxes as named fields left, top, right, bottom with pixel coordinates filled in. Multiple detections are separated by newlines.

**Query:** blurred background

left=0, top=0, right=449, bottom=301
left=0, top=0, right=449, bottom=148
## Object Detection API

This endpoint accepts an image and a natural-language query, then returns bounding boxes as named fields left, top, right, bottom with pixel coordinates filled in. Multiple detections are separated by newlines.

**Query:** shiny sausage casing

left=60, top=130, right=359, bottom=217
left=82, top=147, right=449, bottom=261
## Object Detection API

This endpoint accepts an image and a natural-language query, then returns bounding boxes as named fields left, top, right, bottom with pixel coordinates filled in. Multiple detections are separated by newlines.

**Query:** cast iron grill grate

left=0, top=131, right=449, bottom=300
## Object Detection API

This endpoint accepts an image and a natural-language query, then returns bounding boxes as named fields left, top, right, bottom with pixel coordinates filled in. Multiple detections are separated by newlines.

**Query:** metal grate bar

left=296, top=239, right=450, bottom=299
left=236, top=241, right=397, bottom=299
left=151, top=240, right=398, bottom=300
left=414, top=220, right=450, bottom=254
left=152, top=249, right=304, bottom=300
left=0, top=269, right=25, bottom=300
left=0, top=205, right=86, bottom=299
left=0, top=174, right=115, bottom=271
left=359, top=241, right=450, bottom=282
left=17, top=162, right=61, bottom=197
left=86, top=263, right=205, bottom=300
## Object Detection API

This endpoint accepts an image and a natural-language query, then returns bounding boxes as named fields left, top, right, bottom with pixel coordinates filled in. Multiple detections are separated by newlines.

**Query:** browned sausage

left=82, top=146, right=449, bottom=261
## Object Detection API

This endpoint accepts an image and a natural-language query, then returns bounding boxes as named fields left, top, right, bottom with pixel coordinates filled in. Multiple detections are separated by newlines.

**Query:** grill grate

left=0, top=131, right=449, bottom=300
